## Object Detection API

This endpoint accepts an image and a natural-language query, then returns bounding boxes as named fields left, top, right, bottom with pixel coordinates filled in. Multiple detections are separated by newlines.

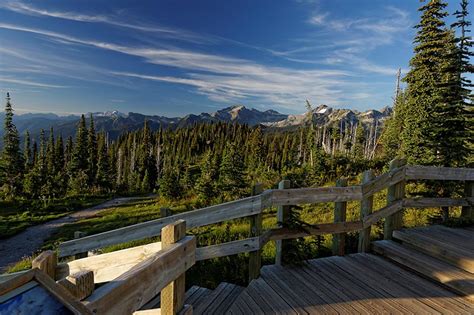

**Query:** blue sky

left=0, top=0, right=468, bottom=116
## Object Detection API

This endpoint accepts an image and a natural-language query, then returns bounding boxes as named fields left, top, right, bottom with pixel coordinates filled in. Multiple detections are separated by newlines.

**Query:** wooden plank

left=196, top=237, right=259, bottom=261
left=275, top=179, right=290, bottom=266
left=350, top=254, right=473, bottom=313
left=393, top=229, right=474, bottom=273
left=161, top=220, right=187, bottom=315
left=84, top=236, right=196, bottom=315
left=361, top=166, right=405, bottom=197
left=57, top=270, right=94, bottom=300
left=329, top=256, right=438, bottom=314
left=307, top=258, right=394, bottom=313
left=251, top=278, right=298, bottom=314
left=194, top=282, right=233, bottom=314
left=0, top=270, right=29, bottom=284
left=332, top=178, right=347, bottom=256
left=32, top=251, right=57, bottom=279
left=233, top=289, right=266, bottom=314
left=134, top=309, right=161, bottom=315
left=362, top=199, right=404, bottom=228
left=405, top=165, right=474, bottom=181
left=56, top=242, right=162, bottom=283
left=372, top=240, right=474, bottom=302
left=59, top=195, right=262, bottom=257
left=384, top=158, right=406, bottom=240
left=462, top=181, right=473, bottom=219
left=271, top=185, right=362, bottom=205
left=209, top=284, right=243, bottom=314
left=248, top=183, right=263, bottom=282
left=358, top=170, right=374, bottom=253
left=403, top=197, right=473, bottom=208
left=74, top=231, right=88, bottom=259
left=269, top=221, right=363, bottom=241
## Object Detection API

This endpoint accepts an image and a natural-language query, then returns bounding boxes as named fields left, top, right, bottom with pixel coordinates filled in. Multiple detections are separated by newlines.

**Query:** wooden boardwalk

left=227, top=226, right=474, bottom=314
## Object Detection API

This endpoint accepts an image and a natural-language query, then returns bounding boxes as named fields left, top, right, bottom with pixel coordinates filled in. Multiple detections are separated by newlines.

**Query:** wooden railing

left=2, top=160, right=473, bottom=314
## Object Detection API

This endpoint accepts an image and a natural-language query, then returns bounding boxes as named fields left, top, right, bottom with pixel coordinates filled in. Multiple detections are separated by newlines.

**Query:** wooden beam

left=269, top=221, right=363, bottom=241
left=358, top=170, right=375, bottom=253
left=59, top=195, right=261, bottom=257
left=56, top=242, right=162, bottom=283
left=196, top=237, right=260, bottom=261
left=405, top=165, right=474, bottom=181
left=275, top=179, right=291, bottom=265
left=248, top=183, right=264, bottom=282
left=384, top=158, right=406, bottom=240
left=461, top=181, right=473, bottom=219
left=74, top=231, right=88, bottom=259
left=57, top=270, right=94, bottom=300
left=84, top=235, right=196, bottom=315
left=32, top=250, right=57, bottom=279
left=161, top=207, right=171, bottom=217
left=161, top=220, right=187, bottom=315
left=271, top=185, right=362, bottom=205
left=362, top=200, right=404, bottom=228
left=332, top=178, right=347, bottom=256
left=361, top=166, right=405, bottom=197
left=403, top=197, right=474, bottom=208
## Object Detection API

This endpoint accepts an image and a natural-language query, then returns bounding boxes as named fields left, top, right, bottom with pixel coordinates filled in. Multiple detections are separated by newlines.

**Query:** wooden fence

left=2, top=159, right=473, bottom=314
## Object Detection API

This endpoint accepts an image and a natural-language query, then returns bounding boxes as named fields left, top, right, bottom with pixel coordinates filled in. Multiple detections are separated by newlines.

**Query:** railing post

left=358, top=170, right=375, bottom=253
left=275, top=179, right=291, bottom=266
left=384, top=158, right=407, bottom=240
left=248, top=183, right=264, bottom=282
left=161, top=220, right=187, bottom=315
left=74, top=231, right=88, bottom=259
left=161, top=207, right=171, bottom=217
left=461, top=181, right=473, bottom=219
left=332, top=178, right=347, bottom=256
left=32, top=250, right=57, bottom=279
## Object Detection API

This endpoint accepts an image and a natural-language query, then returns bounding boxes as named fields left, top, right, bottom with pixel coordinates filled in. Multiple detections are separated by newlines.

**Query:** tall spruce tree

left=87, top=114, right=98, bottom=185
left=0, top=93, right=22, bottom=199
left=402, top=0, right=450, bottom=165
left=219, top=143, right=246, bottom=199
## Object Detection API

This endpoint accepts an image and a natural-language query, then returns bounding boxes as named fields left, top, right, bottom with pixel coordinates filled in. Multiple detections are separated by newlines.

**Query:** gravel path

left=0, top=196, right=152, bottom=272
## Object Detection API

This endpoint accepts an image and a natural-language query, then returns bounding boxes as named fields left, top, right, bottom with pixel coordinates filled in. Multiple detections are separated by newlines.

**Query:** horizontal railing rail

left=57, top=163, right=474, bottom=258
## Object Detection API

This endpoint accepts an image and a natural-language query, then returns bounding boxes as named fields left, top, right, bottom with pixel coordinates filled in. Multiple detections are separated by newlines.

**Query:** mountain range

left=0, top=105, right=392, bottom=141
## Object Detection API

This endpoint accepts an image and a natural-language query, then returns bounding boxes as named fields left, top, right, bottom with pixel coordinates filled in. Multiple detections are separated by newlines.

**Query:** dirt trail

left=0, top=196, right=152, bottom=272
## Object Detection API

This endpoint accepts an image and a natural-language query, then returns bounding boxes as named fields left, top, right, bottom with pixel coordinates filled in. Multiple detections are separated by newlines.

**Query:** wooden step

left=140, top=285, right=212, bottom=311
left=194, top=282, right=244, bottom=315
left=373, top=240, right=474, bottom=302
left=393, top=228, right=474, bottom=273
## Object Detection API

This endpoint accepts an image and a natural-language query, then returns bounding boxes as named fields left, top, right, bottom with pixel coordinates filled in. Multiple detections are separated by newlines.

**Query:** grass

left=6, top=184, right=469, bottom=288
left=0, top=195, right=110, bottom=239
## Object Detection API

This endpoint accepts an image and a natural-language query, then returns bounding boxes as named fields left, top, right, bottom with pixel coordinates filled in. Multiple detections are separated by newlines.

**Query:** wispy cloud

left=0, top=1, right=215, bottom=44
left=0, top=77, right=67, bottom=88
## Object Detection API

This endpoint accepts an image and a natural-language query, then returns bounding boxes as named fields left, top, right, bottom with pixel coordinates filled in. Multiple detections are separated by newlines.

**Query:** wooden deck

left=226, top=225, right=474, bottom=314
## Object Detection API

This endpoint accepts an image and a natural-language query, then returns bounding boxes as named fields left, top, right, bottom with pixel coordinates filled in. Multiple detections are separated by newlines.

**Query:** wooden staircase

left=373, top=225, right=474, bottom=302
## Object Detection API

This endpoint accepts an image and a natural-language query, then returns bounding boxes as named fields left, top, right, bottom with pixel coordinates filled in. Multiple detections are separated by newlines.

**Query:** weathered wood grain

left=332, top=178, right=347, bottom=256
left=84, top=236, right=196, bottom=315
left=358, top=170, right=375, bottom=253
left=405, top=165, right=474, bottom=181
left=196, top=237, right=260, bottom=261
left=161, top=220, right=186, bottom=315
left=269, top=221, right=363, bottom=240
left=384, top=159, right=406, bottom=240
left=248, top=183, right=264, bottom=282
left=271, top=185, right=362, bottom=205
left=59, top=195, right=261, bottom=257
left=462, top=181, right=473, bottom=219
left=362, top=200, right=404, bottom=228
left=275, top=180, right=291, bottom=266
left=57, top=270, right=94, bottom=300
left=403, top=197, right=474, bottom=208
left=32, top=251, right=57, bottom=279
left=56, top=242, right=163, bottom=283
left=361, top=166, right=405, bottom=197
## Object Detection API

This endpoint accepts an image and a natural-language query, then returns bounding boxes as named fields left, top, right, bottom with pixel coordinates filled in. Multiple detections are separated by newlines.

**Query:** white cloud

left=0, top=77, right=67, bottom=88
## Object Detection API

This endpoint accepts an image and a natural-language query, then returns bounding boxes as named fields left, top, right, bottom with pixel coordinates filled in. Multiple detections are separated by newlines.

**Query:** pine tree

left=87, top=114, right=98, bottom=185
left=381, top=90, right=408, bottom=158
left=219, top=143, right=246, bottom=199
left=195, top=150, right=218, bottom=204
left=402, top=0, right=450, bottom=165
left=96, top=133, right=112, bottom=191
left=0, top=93, right=23, bottom=199
left=23, top=131, right=32, bottom=171
left=69, top=115, right=89, bottom=193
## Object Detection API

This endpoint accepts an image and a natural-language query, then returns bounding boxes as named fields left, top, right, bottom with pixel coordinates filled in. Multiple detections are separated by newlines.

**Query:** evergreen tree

left=96, top=133, right=112, bottom=191
left=23, top=131, right=32, bottom=171
left=69, top=115, right=89, bottom=193
left=402, top=0, right=450, bottom=164
left=219, top=143, right=246, bottom=199
left=87, top=114, right=98, bottom=185
left=381, top=90, right=408, bottom=158
left=195, top=150, right=218, bottom=204
left=0, top=93, right=22, bottom=199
